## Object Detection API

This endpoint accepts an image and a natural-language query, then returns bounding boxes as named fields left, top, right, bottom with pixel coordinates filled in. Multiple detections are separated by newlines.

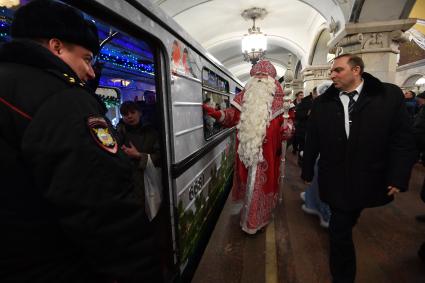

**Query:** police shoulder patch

left=87, top=115, right=117, bottom=154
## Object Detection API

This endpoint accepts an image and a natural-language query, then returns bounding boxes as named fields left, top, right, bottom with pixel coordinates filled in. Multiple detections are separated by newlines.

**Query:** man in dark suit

left=301, top=54, right=417, bottom=283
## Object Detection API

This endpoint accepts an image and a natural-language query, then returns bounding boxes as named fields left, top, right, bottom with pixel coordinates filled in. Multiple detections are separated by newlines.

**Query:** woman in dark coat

left=116, top=101, right=161, bottom=210
left=413, top=106, right=425, bottom=261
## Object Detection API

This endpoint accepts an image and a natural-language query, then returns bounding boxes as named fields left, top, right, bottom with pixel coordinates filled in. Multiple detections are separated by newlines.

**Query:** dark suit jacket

left=302, top=72, right=417, bottom=210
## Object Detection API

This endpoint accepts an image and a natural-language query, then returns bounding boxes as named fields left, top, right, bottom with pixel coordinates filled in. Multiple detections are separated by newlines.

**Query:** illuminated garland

left=98, top=46, right=154, bottom=76
left=99, top=95, right=120, bottom=109
left=0, top=14, right=12, bottom=42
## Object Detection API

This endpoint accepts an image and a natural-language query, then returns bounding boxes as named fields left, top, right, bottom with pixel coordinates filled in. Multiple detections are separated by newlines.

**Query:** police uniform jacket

left=301, top=72, right=417, bottom=210
left=0, top=39, right=160, bottom=283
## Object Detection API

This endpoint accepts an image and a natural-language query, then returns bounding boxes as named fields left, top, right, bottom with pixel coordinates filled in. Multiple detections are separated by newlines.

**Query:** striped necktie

left=343, top=90, right=357, bottom=125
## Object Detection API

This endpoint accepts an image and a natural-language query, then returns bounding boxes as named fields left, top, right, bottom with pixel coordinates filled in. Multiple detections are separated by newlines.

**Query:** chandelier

left=0, top=0, right=19, bottom=8
left=241, top=7, right=268, bottom=65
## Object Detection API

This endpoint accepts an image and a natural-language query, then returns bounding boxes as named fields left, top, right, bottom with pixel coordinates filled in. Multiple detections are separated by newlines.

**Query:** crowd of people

left=203, top=54, right=423, bottom=283
left=1, top=1, right=424, bottom=283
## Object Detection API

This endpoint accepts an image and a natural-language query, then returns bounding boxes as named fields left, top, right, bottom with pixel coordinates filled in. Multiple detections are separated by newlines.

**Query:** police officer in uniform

left=0, top=1, right=161, bottom=282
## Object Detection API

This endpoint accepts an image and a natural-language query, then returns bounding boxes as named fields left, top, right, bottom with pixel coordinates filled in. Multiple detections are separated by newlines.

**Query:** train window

left=94, top=20, right=157, bottom=127
left=202, top=68, right=230, bottom=139
left=202, top=90, right=230, bottom=139
left=202, top=68, right=229, bottom=92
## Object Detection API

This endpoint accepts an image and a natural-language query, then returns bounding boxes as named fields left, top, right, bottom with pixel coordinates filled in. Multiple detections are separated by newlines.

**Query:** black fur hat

left=11, top=0, right=100, bottom=55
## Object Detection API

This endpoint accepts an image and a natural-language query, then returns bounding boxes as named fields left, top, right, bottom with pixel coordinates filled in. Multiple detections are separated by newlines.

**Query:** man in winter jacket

left=0, top=1, right=160, bottom=282
left=294, top=87, right=318, bottom=165
left=413, top=105, right=425, bottom=261
left=404, top=90, right=418, bottom=122
left=302, top=54, right=417, bottom=283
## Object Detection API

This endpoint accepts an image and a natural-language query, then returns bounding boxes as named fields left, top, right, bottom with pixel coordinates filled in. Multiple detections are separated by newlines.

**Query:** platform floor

left=192, top=153, right=425, bottom=283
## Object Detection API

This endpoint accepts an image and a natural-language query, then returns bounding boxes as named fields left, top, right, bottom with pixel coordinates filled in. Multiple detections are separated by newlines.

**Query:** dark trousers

left=329, top=207, right=362, bottom=283
left=290, top=136, right=299, bottom=152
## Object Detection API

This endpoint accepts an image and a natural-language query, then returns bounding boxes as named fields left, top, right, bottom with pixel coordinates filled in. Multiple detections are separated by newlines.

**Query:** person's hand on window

left=202, top=104, right=222, bottom=120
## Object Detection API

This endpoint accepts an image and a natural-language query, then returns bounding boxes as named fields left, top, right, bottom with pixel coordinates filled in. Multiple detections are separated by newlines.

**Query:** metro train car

left=0, top=0, right=242, bottom=282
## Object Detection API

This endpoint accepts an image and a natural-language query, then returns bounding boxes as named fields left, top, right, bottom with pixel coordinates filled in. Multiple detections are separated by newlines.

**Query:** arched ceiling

left=149, top=0, right=328, bottom=84
left=149, top=0, right=418, bottom=84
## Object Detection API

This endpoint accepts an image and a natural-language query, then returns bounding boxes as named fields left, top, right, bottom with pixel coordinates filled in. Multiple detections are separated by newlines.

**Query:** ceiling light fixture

left=241, top=7, right=268, bottom=65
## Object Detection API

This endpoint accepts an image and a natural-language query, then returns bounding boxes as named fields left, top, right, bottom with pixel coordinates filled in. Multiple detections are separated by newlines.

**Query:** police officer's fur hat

left=11, top=0, right=100, bottom=55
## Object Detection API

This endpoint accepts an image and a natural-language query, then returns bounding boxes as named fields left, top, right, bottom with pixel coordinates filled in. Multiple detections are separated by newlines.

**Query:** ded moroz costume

left=203, top=60, right=294, bottom=234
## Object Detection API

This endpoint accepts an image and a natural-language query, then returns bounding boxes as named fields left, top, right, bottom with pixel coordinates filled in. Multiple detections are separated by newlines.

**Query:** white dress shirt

left=339, top=80, right=364, bottom=137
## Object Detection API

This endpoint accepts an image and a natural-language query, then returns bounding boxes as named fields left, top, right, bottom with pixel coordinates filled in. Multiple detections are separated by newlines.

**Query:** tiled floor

left=192, top=153, right=425, bottom=283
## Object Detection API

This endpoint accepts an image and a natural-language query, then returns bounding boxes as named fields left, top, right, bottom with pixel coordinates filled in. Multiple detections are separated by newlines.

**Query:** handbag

left=144, top=155, right=163, bottom=221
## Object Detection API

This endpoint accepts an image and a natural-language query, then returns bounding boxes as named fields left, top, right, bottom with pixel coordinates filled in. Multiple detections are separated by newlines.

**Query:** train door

left=83, top=13, right=177, bottom=283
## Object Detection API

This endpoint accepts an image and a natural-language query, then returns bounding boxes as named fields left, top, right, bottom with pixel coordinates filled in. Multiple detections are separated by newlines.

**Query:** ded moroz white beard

left=237, top=76, right=276, bottom=168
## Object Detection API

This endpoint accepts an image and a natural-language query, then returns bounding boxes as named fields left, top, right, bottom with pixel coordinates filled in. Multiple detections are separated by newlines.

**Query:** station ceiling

left=150, top=0, right=424, bottom=84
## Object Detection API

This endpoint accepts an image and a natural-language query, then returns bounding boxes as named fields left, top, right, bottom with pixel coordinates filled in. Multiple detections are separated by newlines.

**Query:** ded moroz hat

left=11, top=0, right=100, bottom=55
left=249, top=60, right=277, bottom=78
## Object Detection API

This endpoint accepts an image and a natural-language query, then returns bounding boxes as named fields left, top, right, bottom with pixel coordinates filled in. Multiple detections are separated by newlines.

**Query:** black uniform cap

left=11, top=0, right=100, bottom=55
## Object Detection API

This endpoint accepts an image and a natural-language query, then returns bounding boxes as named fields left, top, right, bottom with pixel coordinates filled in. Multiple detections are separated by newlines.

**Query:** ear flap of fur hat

left=11, top=0, right=100, bottom=55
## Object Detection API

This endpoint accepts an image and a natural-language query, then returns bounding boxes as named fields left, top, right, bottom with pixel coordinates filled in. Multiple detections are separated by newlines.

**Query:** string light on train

left=98, top=47, right=154, bottom=76
left=241, top=7, right=268, bottom=65
left=0, top=11, right=12, bottom=42
left=102, top=96, right=120, bottom=109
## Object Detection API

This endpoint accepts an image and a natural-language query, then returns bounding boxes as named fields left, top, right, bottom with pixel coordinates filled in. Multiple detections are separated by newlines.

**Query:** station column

left=302, top=65, right=331, bottom=95
left=328, top=19, right=416, bottom=83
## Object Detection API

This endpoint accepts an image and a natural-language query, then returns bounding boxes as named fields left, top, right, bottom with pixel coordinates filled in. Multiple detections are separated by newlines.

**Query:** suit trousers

left=329, top=207, right=362, bottom=283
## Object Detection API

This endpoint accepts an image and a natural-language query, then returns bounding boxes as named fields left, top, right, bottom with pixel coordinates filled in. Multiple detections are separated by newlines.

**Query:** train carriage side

left=37, top=0, right=241, bottom=281
left=170, top=54, right=240, bottom=281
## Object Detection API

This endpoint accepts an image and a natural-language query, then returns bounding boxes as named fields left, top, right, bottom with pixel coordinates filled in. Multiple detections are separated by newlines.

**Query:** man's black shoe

left=418, top=242, right=425, bottom=262
left=415, top=214, right=425, bottom=222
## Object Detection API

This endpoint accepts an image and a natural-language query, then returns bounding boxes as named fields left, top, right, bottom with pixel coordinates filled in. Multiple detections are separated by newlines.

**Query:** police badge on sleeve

left=87, top=115, right=117, bottom=154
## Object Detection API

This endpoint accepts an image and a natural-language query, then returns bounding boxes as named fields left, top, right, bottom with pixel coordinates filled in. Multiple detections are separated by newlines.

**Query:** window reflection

left=202, top=90, right=230, bottom=139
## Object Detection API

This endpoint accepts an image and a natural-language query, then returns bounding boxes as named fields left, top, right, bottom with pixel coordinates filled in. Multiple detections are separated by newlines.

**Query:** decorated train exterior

left=0, top=0, right=242, bottom=281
